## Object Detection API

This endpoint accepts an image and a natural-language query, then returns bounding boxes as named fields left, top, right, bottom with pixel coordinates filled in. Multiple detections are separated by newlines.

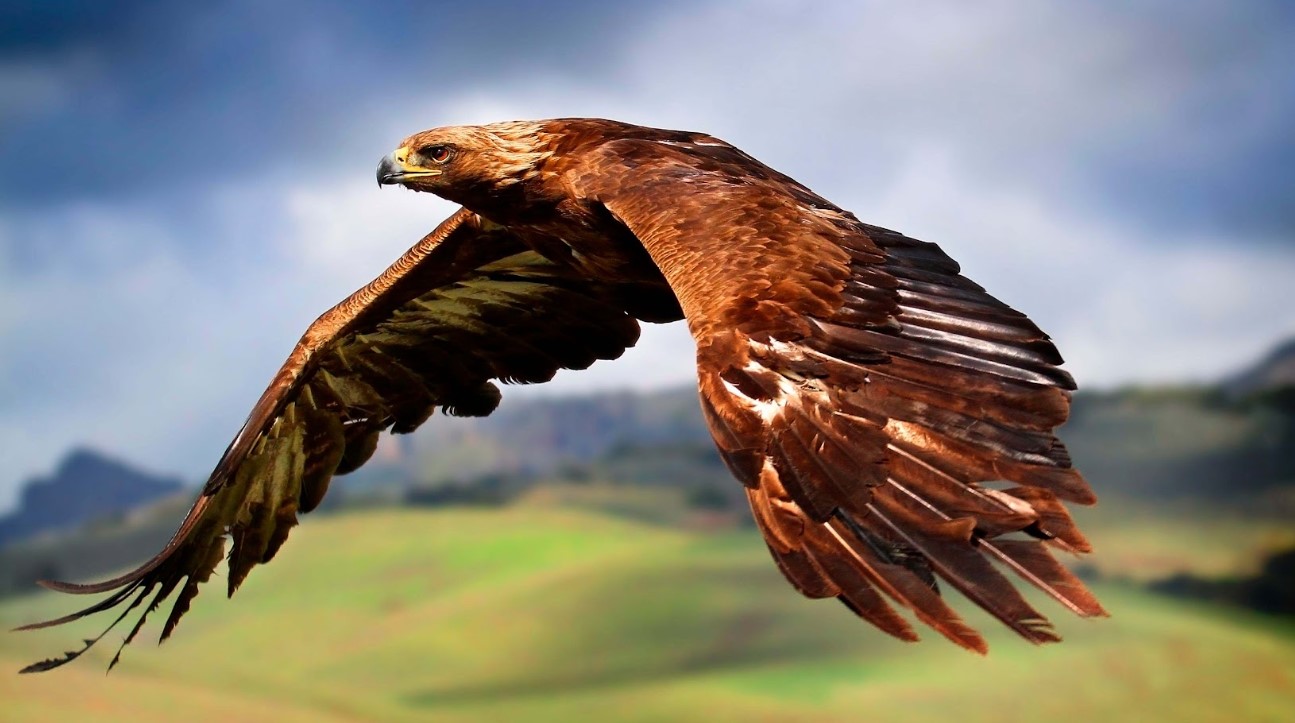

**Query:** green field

left=3, top=506, right=1293, bottom=722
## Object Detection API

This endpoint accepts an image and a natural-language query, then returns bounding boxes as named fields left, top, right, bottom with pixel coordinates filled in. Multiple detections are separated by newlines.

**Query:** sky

left=1, top=0, right=1293, bottom=510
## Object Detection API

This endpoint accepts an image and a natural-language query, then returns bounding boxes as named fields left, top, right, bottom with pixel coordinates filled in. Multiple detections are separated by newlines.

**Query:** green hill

left=3, top=506, right=1293, bottom=722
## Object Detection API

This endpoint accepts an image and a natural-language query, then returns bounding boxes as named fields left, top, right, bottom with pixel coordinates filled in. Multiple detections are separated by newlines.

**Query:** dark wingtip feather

left=35, top=578, right=86, bottom=594
left=19, top=649, right=86, bottom=674
left=36, top=576, right=132, bottom=596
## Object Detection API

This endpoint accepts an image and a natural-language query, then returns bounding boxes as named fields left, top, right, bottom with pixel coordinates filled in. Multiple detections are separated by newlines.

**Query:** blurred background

left=1, top=1, right=1292, bottom=721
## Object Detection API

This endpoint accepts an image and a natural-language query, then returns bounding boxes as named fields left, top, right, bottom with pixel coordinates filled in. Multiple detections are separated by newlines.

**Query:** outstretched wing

left=18, top=208, right=642, bottom=672
left=572, top=134, right=1106, bottom=652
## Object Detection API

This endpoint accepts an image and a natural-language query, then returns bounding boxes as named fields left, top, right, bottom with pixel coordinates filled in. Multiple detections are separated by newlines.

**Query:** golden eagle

left=19, top=118, right=1105, bottom=673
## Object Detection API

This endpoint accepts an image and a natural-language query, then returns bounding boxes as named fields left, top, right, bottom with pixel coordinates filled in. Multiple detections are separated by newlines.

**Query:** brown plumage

left=17, top=118, right=1104, bottom=673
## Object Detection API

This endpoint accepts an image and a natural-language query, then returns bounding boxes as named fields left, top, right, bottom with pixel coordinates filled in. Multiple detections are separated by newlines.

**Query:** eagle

left=18, top=118, right=1105, bottom=673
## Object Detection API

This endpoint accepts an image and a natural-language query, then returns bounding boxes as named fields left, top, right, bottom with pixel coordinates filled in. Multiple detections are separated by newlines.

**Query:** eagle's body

left=20, top=118, right=1104, bottom=673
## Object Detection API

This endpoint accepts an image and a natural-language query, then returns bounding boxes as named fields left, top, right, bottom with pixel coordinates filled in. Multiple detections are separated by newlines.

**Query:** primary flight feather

left=18, top=118, right=1104, bottom=673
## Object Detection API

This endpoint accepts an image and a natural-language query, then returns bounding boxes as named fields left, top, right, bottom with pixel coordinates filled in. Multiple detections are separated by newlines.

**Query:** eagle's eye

left=421, top=145, right=452, bottom=164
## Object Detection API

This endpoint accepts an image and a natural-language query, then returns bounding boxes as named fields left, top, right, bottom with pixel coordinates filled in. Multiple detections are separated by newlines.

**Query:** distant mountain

left=0, top=448, right=185, bottom=548
left=1223, top=336, right=1295, bottom=399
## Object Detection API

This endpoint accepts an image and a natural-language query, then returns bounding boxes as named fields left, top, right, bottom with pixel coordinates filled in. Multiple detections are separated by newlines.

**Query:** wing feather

left=17, top=208, right=642, bottom=671
left=573, top=135, right=1105, bottom=650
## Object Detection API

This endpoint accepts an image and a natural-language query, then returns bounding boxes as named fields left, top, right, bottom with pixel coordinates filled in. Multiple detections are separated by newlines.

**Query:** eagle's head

left=377, top=121, right=555, bottom=211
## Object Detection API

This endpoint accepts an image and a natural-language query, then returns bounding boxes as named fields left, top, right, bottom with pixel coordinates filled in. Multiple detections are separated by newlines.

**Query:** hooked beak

left=376, top=146, right=443, bottom=187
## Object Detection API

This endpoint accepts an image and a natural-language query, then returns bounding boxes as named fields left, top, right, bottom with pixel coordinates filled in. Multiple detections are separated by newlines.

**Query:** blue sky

left=2, top=0, right=1293, bottom=510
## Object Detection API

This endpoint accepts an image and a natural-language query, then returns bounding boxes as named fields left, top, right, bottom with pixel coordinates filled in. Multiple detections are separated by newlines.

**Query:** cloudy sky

left=1, top=1, right=1292, bottom=510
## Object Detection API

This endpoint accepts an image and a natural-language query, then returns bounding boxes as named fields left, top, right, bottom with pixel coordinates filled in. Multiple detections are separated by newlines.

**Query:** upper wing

left=18, top=208, right=641, bottom=672
left=571, top=135, right=1106, bottom=652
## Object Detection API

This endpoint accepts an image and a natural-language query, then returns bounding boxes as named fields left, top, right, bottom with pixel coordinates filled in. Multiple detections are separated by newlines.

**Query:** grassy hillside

left=3, top=506, right=1293, bottom=722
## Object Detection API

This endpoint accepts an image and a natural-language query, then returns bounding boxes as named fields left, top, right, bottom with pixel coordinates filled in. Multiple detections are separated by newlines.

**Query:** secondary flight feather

left=18, top=118, right=1104, bottom=673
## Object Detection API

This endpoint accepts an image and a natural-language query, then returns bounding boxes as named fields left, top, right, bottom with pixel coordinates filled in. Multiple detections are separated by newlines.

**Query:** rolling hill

left=2, top=506, right=1293, bottom=722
